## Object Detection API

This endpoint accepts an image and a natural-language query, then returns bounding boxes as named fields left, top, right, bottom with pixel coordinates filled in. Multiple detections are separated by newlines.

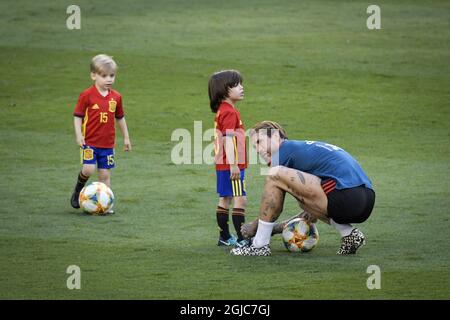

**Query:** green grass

left=0, top=0, right=449, bottom=299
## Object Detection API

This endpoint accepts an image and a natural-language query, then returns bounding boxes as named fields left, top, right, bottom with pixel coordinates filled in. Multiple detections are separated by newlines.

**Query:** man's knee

left=265, top=166, right=286, bottom=185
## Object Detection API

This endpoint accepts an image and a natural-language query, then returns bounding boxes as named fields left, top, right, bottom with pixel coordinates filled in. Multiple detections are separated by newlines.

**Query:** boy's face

left=227, top=83, right=244, bottom=102
left=90, top=72, right=115, bottom=91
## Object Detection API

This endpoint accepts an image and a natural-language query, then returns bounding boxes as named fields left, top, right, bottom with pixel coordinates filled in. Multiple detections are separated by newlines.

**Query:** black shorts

left=321, top=179, right=375, bottom=224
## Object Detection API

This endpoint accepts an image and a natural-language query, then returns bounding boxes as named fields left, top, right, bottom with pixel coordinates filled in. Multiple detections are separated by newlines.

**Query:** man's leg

left=241, top=166, right=328, bottom=239
left=232, top=166, right=328, bottom=256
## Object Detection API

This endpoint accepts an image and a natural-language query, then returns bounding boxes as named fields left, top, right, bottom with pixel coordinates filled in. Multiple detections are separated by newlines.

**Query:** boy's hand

left=76, top=136, right=85, bottom=147
left=123, top=138, right=132, bottom=151
left=230, top=164, right=240, bottom=180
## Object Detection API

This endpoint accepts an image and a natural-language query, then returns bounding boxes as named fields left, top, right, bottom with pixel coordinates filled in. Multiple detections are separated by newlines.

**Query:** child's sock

left=232, top=208, right=246, bottom=241
left=74, top=171, right=89, bottom=193
left=216, top=206, right=231, bottom=240
left=330, top=219, right=354, bottom=237
left=252, top=220, right=274, bottom=248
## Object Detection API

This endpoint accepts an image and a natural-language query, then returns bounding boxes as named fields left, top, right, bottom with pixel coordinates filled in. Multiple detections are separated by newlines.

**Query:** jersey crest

left=108, top=99, right=117, bottom=113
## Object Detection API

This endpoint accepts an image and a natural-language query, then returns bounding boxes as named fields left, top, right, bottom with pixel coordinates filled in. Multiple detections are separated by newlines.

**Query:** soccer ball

left=79, top=182, right=114, bottom=215
left=282, top=218, right=319, bottom=253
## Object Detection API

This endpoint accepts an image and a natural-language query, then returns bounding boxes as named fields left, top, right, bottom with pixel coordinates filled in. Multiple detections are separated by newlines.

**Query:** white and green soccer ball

left=282, top=218, right=319, bottom=253
left=79, top=182, right=114, bottom=215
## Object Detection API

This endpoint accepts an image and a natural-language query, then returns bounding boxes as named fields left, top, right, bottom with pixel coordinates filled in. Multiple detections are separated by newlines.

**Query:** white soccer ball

left=79, top=182, right=114, bottom=215
left=282, top=218, right=319, bottom=253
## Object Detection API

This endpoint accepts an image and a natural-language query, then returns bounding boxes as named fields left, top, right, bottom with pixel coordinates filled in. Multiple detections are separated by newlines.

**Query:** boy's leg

left=231, top=170, right=247, bottom=243
left=97, top=148, right=115, bottom=213
left=216, top=170, right=240, bottom=246
left=98, top=169, right=111, bottom=187
left=71, top=164, right=95, bottom=208
left=217, top=197, right=233, bottom=244
left=232, top=196, right=247, bottom=242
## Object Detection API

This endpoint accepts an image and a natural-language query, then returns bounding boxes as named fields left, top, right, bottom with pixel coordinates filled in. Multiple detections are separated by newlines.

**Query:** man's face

left=250, top=130, right=280, bottom=163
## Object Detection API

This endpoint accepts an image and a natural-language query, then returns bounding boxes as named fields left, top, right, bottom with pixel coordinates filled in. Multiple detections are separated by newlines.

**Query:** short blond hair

left=90, top=54, right=117, bottom=75
left=251, top=121, right=288, bottom=139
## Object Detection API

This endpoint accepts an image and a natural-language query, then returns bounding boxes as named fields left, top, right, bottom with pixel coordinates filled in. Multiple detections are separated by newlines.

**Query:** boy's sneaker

left=235, top=239, right=250, bottom=248
left=70, top=191, right=80, bottom=209
left=218, top=234, right=238, bottom=247
left=104, top=209, right=115, bottom=215
left=230, top=243, right=271, bottom=256
left=337, top=228, right=365, bottom=255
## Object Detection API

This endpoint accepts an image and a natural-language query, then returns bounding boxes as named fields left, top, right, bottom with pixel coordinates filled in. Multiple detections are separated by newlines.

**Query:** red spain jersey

left=214, top=101, right=248, bottom=171
left=73, top=85, right=124, bottom=148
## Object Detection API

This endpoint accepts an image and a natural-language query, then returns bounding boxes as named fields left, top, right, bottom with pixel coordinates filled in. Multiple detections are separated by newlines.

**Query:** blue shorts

left=216, top=169, right=246, bottom=197
left=81, top=145, right=115, bottom=169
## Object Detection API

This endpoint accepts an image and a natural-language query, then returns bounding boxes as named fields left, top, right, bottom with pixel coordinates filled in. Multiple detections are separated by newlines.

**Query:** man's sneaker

left=218, top=235, right=238, bottom=246
left=235, top=239, right=250, bottom=248
left=230, top=243, right=271, bottom=256
left=337, top=228, right=365, bottom=255
left=70, top=191, right=80, bottom=209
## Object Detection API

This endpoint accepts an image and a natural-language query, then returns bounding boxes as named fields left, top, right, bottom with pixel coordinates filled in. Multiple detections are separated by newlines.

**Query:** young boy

left=208, top=70, right=248, bottom=247
left=70, top=54, right=131, bottom=213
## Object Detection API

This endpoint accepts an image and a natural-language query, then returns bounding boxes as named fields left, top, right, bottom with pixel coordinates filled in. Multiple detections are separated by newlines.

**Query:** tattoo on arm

left=296, top=171, right=306, bottom=184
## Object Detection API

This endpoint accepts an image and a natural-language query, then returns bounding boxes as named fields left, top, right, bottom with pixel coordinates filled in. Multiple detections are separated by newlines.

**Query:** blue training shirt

left=271, top=140, right=373, bottom=190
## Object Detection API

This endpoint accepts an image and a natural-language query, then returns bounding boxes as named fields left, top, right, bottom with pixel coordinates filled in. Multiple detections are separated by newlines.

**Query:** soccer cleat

left=217, top=234, right=238, bottom=246
left=230, top=243, right=271, bottom=256
left=70, top=191, right=80, bottom=209
left=337, top=228, right=366, bottom=255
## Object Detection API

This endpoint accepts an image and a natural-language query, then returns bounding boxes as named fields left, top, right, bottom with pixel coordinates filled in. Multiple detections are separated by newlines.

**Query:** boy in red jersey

left=70, top=54, right=131, bottom=213
left=208, top=70, right=248, bottom=247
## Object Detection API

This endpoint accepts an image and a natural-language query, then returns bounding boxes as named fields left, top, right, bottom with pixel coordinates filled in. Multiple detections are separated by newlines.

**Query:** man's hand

left=241, top=220, right=258, bottom=239
left=271, top=222, right=286, bottom=235
left=123, top=138, right=132, bottom=151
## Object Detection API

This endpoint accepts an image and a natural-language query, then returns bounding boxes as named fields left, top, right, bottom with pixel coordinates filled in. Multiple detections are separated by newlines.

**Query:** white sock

left=252, top=220, right=274, bottom=248
left=330, top=219, right=354, bottom=237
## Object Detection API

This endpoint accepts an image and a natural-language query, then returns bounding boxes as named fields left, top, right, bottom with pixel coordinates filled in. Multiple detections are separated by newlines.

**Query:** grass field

left=0, top=0, right=449, bottom=299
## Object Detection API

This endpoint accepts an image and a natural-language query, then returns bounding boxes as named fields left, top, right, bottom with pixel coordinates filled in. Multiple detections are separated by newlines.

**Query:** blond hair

left=251, top=121, right=288, bottom=139
left=90, top=54, right=117, bottom=75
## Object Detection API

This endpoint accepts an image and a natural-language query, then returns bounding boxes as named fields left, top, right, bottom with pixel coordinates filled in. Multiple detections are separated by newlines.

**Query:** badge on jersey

left=108, top=99, right=117, bottom=113
left=83, top=148, right=94, bottom=160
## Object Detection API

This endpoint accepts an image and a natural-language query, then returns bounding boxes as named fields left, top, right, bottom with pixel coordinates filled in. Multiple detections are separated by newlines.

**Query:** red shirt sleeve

left=219, top=110, right=239, bottom=136
left=115, top=95, right=124, bottom=119
left=73, top=93, right=88, bottom=117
